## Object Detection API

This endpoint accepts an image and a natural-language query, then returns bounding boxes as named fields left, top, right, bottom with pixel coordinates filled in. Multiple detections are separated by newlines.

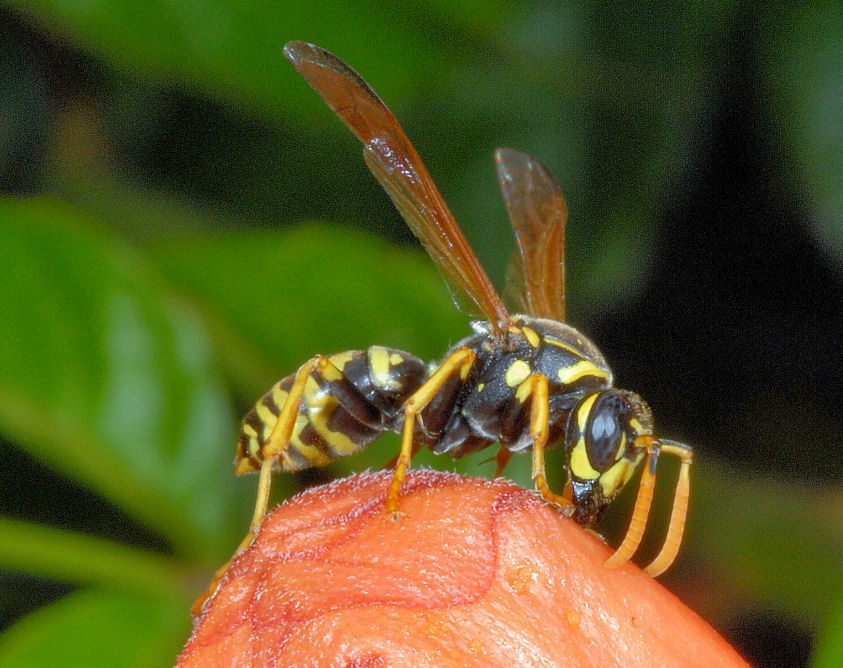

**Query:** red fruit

left=179, top=470, right=747, bottom=667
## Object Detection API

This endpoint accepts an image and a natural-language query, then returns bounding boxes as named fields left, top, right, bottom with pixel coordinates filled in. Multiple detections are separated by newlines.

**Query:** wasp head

left=564, top=390, right=654, bottom=526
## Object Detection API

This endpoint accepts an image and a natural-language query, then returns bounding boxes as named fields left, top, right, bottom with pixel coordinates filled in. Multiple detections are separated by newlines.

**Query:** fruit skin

left=178, top=470, right=747, bottom=668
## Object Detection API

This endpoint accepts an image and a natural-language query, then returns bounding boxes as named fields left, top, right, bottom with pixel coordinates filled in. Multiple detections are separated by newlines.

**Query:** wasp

left=193, top=41, right=693, bottom=615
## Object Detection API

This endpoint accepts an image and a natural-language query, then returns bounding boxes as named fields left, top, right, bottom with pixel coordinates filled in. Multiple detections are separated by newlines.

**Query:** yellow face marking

left=521, top=327, right=540, bottom=348
left=570, top=437, right=599, bottom=480
left=557, top=360, right=611, bottom=385
left=506, top=360, right=532, bottom=387
left=599, top=450, right=644, bottom=498
left=576, top=393, right=599, bottom=435
left=369, top=347, right=401, bottom=391
left=598, top=459, right=636, bottom=498
left=389, top=352, right=404, bottom=365
left=629, top=418, right=643, bottom=433
left=477, top=382, right=485, bottom=392
left=615, top=432, right=627, bottom=461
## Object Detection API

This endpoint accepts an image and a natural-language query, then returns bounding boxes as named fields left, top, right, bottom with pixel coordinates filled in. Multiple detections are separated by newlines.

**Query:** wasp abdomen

left=235, top=347, right=428, bottom=475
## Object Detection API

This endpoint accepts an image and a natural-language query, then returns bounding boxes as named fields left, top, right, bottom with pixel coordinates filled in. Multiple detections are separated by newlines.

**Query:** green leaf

left=0, top=517, right=191, bottom=600
left=12, top=1, right=506, bottom=119
left=421, top=0, right=735, bottom=313
left=151, top=224, right=468, bottom=399
left=151, top=223, right=476, bottom=479
left=692, top=457, right=843, bottom=624
left=0, top=589, right=187, bottom=668
left=760, top=1, right=843, bottom=265
left=0, top=199, right=242, bottom=559
left=814, top=592, right=843, bottom=668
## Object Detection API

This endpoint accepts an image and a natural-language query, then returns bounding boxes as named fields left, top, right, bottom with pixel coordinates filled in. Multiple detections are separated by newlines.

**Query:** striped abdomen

left=234, top=346, right=429, bottom=475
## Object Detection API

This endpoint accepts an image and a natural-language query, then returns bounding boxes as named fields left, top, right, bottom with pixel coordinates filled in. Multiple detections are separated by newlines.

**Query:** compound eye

left=585, top=392, right=629, bottom=472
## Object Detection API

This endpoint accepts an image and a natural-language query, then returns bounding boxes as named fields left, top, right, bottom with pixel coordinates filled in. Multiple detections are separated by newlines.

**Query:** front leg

left=518, top=373, right=575, bottom=513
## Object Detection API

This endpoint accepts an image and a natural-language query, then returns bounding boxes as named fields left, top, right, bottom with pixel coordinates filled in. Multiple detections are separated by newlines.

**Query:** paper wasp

left=193, top=41, right=693, bottom=615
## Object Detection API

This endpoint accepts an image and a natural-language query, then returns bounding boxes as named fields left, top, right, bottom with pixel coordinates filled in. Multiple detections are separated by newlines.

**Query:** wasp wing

left=284, top=41, right=510, bottom=335
left=495, top=148, right=567, bottom=322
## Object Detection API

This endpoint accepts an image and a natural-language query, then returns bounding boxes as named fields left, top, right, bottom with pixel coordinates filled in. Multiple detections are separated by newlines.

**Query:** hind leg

left=386, top=348, right=476, bottom=516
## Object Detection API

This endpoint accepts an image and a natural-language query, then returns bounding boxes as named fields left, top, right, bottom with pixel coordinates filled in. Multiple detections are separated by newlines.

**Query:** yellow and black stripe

left=235, top=347, right=428, bottom=474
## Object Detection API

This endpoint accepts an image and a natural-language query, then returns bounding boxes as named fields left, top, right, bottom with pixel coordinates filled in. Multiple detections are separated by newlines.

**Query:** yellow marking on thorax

left=542, top=337, right=585, bottom=357
left=476, top=382, right=485, bottom=392
left=389, top=352, right=403, bottom=365
left=557, top=360, right=611, bottom=385
left=506, top=360, right=532, bottom=387
left=521, top=327, right=541, bottom=348
left=570, top=438, right=599, bottom=480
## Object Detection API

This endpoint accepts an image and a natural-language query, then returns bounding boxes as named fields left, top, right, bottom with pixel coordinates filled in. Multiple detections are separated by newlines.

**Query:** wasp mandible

left=194, top=41, right=693, bottom=615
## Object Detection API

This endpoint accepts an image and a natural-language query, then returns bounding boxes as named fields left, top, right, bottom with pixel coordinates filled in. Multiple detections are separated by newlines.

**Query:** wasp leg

left=189, top=455, right=276, bottom=616
left=192, top=357, right=321, bottom=616
left=493, top=447, right=513, bottom=478
left=604, top=436, right=659, bottom=570
left=383, top=440, right=425, bottom=471
left=643, top=440, right=693, bottom=576
left=386, top=347, right=476, bottom=517
left=523, top=373, right=575, bottom=512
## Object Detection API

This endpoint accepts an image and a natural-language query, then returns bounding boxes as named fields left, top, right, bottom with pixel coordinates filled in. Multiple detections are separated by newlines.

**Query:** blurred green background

left=0, top=1, right=840, bottom=666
